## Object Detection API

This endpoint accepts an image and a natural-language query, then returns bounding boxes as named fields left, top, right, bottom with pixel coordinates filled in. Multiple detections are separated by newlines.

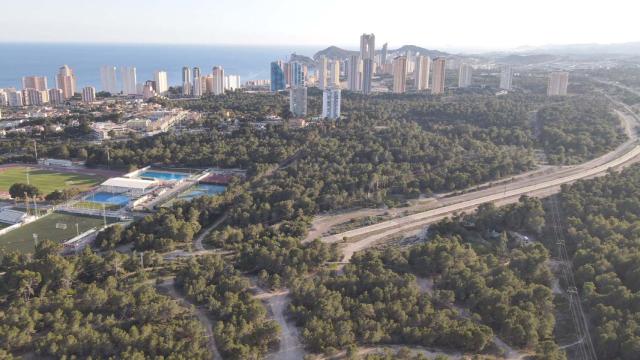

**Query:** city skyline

left=3, top=0, right=640, bottom=51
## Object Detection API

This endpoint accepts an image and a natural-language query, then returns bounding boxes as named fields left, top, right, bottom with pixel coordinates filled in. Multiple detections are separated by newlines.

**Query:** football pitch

left=0, top=166, right=102, bottom=195
left=0, top=212, right=114, bottom=254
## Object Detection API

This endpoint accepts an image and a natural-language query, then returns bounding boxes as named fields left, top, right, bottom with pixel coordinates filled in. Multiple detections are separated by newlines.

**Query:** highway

left=321, top=106, right=640, bottom=261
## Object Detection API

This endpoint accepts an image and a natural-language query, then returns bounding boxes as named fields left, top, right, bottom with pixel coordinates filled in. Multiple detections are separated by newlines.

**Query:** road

left=320, top=107, right=640, bottom=261
left=157, top=278, right=222, bottom=360
left=252, top=286, right=306, bottom=360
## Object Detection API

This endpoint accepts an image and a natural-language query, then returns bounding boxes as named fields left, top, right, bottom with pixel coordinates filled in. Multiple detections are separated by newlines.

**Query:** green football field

left=0, top=212, right=114, bottom=254
left=0, top=167, right=102, bottom=195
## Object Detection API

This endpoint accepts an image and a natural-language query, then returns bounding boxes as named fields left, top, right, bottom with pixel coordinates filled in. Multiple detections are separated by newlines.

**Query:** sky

left=2, top=0, right=639, bottom=51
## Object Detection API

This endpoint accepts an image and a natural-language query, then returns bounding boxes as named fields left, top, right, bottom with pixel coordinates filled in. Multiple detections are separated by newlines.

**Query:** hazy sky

left=3, top=0, right=639, bottom=51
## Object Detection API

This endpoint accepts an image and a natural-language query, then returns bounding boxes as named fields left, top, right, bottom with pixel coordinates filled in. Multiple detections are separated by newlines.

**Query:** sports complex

left=0, top=163, right=241, bottom=255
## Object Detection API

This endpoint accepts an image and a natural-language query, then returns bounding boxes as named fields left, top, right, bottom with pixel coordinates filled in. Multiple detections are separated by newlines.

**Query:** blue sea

left=0, top=43, right=319, bottom=89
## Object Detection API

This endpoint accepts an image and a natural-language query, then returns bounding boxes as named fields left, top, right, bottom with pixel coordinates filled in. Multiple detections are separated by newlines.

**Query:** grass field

left=0, top=212, right=114, bottom=254
left=74, top=201, right=121, bottom=211
left=0, top=167, right=102, bottom=195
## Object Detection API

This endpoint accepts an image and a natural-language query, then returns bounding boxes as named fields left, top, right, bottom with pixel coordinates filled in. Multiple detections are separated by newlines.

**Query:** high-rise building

left=347, top=55, right=362, bottom=91
left=392, top=56, right=408, bottom=94
left=212, top=66, right=225, bottom=95
left=547, top=71, right=569, bottom=96
left=414, top=55, right=431, bottom=90
left=289, top=86, right=307, bottom=117
left=224, top=75, right=241, bottom=90
left=154, top=70, right=169, bottom=95
left=22, top=76, right=48, bottom=91
left=82, top=86, right=96, bottom=103
left=289, top=61, right=305, bottom=87
left=380, top=43, right=388, bottom=66
left=56, top=65, right=76, bottom=99
left=322, top=87, right=341, bottom=120
left=328, top=60, right=340, bottom=88
left=182, top=67, right=192, bottom=96
left=283, top=62, right=292, bottom=87
left=100, top=65, right=118, bottom=94
left=360, top=33, right=375, bottom=94
left=270, top=61, right=286, bottom=92
left=120, top=66, right=137, bottom=95
left=499, top=65, right=513, bottom=91
left=458, top=64, right=473, bottom=88
left=48, top=88, right=64, bottom=105
left=0, top=90, right=7, bottom=107
left=143, top=82, right=157, bottom=100
left=431, top=58, right=446, bottom=94
left=23, top=88, right=48, bottom=106
left=7, top=90, right=23, bottom=106
left=193, top=67, right=202, bottom=97
left=318, top=56, right=328, bottom=89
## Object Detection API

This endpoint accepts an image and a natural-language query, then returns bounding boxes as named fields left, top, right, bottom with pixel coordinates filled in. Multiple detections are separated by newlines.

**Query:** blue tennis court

left=177, top=184, right=226, bottom=201
left=85, top=192, right=130, bottom=206
left=139, top=170, right=190, bottom=181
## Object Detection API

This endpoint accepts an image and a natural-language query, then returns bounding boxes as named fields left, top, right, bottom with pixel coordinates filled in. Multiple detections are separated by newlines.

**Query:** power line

left=549, top=195, right=598, bottom=360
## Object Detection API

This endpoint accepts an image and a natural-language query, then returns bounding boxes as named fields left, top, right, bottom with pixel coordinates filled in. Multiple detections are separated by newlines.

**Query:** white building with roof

left=100, top=177, right=157, bottom=195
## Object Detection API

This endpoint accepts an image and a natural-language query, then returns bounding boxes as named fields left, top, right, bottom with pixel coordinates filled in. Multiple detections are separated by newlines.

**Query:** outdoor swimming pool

left=177, top=184, right=226, bottom=201
left=85, top=192, right=130, bottom=206
left=139, top=170, right=190, bottom=181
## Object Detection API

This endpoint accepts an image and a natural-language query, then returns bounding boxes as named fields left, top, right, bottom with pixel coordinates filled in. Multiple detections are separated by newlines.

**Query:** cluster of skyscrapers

left=0, top=65, right=97, bottom=107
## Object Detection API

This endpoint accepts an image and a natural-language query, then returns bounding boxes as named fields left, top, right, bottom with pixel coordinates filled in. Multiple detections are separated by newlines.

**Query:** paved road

left=322, top=108, right=640, bottom=261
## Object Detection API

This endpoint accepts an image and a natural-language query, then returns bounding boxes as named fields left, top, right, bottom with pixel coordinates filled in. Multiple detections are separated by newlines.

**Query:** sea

left=0, top=43, right=320, bottom=89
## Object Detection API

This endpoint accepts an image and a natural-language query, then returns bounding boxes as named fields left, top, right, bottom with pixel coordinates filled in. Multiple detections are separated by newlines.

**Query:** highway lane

left=322, top=108, right=640, bottom=261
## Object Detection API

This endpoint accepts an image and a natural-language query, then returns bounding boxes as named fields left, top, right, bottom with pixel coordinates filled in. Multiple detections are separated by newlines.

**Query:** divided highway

left=321, top=108, right=640, bottom=261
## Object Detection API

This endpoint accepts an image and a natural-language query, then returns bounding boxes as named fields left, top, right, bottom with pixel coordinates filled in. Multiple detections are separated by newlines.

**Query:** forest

left=557, top=165, right=640, bottom=359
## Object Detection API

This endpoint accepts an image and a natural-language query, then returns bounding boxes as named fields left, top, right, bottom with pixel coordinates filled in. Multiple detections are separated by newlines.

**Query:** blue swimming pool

left=139, top=170, right=190, bottom=181
left=177, top=184, right=226, bottom=201
left=85, top=192, right=130, bottom=206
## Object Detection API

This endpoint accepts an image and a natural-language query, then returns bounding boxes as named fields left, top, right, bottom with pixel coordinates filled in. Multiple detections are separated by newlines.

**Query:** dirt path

left=252, top=286, right=306, bottom=360
left=194, top=213, right=227, bottom=251
left=157, top=278, right=222, bottom=360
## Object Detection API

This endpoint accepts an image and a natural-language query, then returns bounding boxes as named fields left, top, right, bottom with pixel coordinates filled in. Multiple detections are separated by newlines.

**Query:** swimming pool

left=177, top=184, right=226, bottom=201
left=85, top=192, right=130, bottom=206
left=139, top=170, right=190, bottom=181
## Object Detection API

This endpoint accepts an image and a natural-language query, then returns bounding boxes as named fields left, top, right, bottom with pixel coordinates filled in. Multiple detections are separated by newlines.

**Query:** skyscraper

left=414, top=55, right=431, bottom=90
left=392, top=56, right=408, bottom=94
left=48, top=88, right=64, bottom=105
left=224, top=75, right=241, bottom=90
left=547, top=71, right=569, bottom=96
left=431, top=58, right=446, bottom=94
left=23, top=88, right=48, bottom=106
left=56, top=65, right=76, bottom=99
left=120, top=66, right=137, bottom=95
left=322, top=87, right=341, bottom=120
left=360, top=33, right=375, bottom=94
left=499, top=65, right=513, bottom=90
left=22, top=76, right=48, bottom=91
left=193, top=67, right=202, bottom=97
left=154, top=70, right=169, bottom=95
left=289, top=86, right=307, bottom=117
left=380, top=43, right=388, bottom=66
left=7, top=90, right=23, bottom=107
left=318, top=56, right=328, bottom=89
left=270, top=61, right=286, bottom=92
left=100, top=65, right=118, bottom=94
left=182, top=67, right=192, bottom=96
left=347, top=55, right=362, bottom=91
left=328, top=60, right=340, bottom=88
left=0, top=91, right=7, bottom=107
left=458, top=64, right=473, bottom=88
left=212, top=66, right=225, bottom=95
left=289, top=61, right=305, bottom=87
left=82, top=86, right=96, bottom=103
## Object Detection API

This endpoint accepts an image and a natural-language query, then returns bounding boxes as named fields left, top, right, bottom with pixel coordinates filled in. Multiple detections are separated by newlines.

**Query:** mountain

left=495, top=54, right=558, bottom=65
left=515, top=41, right=640, bottom=55
left=290, top=53, right=316, bottom=66
left=314, top=45, right=449, bottom=60
left=313, top=46, right=358, bottom=60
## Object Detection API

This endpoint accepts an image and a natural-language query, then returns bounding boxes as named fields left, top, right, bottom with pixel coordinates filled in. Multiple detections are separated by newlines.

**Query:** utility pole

left=106, top=147, right=111, bottom=169
left=26, top=167, right=30, bottom=185
left=140, top=252, right=144, bottom=269
left=76, top=223, right=79, bottom=236
left=33, top=140, right=38, bottom=163
left=102, top=203, right=107, bottom=227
